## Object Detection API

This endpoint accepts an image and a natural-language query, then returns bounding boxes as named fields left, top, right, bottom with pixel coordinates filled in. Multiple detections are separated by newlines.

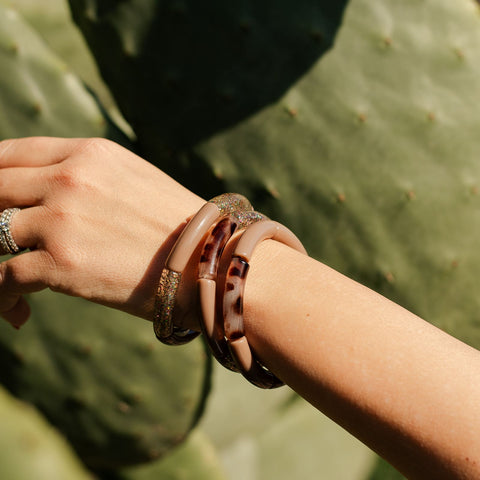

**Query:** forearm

left=243, top=240, right=480, bottom=479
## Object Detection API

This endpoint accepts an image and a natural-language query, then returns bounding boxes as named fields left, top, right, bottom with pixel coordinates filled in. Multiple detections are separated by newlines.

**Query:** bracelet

left=223, top=220, right=307, bottom=388
left=153, top=194, right=253, bottom=345
left=197, top=210, right=267, bottom=372
left=153, top=192, right=308, bottom=390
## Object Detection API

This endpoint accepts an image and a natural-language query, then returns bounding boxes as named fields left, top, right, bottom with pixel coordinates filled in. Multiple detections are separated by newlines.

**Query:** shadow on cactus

left=68, top=0, right=349, bottom=167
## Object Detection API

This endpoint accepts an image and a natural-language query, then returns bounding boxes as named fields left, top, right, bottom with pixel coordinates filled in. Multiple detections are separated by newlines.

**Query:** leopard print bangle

left=197, top=210, right=266, bottom=371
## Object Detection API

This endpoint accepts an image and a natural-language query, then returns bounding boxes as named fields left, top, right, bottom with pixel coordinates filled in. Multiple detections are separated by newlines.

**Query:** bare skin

left=0, top=137, right=479, bottom=478
left=0, top=137, right=204, bottom=325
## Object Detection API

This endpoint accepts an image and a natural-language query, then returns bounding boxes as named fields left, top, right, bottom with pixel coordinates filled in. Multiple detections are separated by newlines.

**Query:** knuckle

left=47, top=207, right=70, bottom=228
left=51, top=166, right=78, bottom=189
left=49, top=139, right=116, bottom=193
left=75, top=137, right=114, bottom=158
left=50, top=162, right=91, bottom=194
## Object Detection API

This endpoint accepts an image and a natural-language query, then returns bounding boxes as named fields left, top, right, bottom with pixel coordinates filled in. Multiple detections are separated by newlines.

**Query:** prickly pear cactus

left=0, top=3, right=127, bottom=143
left=0, top=385, right=92, bottom=480
left=0, top=291, right=211, bottom=470
left=111, top=430, right=227, bottom=480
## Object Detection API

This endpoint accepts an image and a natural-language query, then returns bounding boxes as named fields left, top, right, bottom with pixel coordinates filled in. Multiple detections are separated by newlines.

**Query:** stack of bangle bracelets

left=153, top=193, right=307, bottom=389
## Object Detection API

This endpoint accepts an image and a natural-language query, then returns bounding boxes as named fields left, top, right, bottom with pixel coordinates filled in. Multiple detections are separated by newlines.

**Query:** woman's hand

left=0, top=137, right=204, bottom=328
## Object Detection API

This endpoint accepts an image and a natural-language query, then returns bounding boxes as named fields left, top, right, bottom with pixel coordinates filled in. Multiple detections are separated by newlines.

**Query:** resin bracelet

left=223, top=220, right=307, bottom=388
left=197, top=210, right=266, bottom=371
left=153, top=194, right=253, bottom=345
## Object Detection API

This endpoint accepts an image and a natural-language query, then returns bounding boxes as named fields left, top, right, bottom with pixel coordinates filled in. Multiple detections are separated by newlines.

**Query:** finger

left=1, top=296, right=30, bottom=329
left=0, top=250, right=54, bottom=299
left=0, top=167, right=48, bottom=208
left=0, top=137, right=85, bottom=168
left=0, top=251, right=54, bottom=329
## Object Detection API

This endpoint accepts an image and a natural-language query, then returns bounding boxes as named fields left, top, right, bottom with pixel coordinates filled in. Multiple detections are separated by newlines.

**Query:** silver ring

left=0, top=208, right=23, bottom=255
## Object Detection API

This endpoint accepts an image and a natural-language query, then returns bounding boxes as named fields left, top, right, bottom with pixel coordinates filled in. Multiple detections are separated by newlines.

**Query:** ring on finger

left=0, top=208, right=25, bottom=255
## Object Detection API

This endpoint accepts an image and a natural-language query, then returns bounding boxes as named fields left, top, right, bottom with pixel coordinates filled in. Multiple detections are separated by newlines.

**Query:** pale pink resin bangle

left=223, top=220, right=307, bottom=388
left=153, top=194, right=253, bottom=345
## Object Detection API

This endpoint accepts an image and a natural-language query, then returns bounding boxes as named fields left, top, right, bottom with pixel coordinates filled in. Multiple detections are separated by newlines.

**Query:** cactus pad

left=0, top=291, right=211, bottom=469
left=0, top=385, right=92, bottom=480
left=0, top=4, right=127, bottom=143
left=110, top=430, right=226, bottom=480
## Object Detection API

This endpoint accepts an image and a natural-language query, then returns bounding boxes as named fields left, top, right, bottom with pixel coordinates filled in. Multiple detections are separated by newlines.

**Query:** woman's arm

left=0, top=137, right=478, bottom=478
left=245, top=240, right=480, bottom=479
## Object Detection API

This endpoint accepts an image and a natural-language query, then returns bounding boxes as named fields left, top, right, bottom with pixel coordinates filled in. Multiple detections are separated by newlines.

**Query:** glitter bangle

left=223, top=220, right=307, bottom=388
left=197, top=210, right=266, bottom=371
left=153, top=194, right=253, bottom=345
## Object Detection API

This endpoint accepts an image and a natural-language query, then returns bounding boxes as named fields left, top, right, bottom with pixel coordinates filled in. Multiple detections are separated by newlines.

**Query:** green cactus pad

left=0, top=385, right=92, bottom=480
left=0, top=291, right=211, bottom=470
left=0, top=0, right=131, bottom=134
left=109, top=430, right=226, bottom=480
left=0, top=4, right=127, bottom=143
left=67, top=0, right=348, bottom=163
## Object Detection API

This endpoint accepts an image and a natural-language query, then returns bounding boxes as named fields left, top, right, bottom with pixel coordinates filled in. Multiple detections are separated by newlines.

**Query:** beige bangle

left=223, top=220, right=307, bottom=388
left=153, top=194, right=253, bottom=345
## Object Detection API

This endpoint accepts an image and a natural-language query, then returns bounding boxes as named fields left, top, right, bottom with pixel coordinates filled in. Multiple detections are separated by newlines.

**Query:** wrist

left=132, top=190, right=205, bottom=323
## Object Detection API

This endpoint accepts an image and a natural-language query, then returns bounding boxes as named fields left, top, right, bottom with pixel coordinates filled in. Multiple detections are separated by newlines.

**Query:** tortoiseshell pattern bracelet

left=223, top=220, right=307, bottom=388
left=197, top=210, right=266, bottom=371
left=153, top=194, right=253, bottom=345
